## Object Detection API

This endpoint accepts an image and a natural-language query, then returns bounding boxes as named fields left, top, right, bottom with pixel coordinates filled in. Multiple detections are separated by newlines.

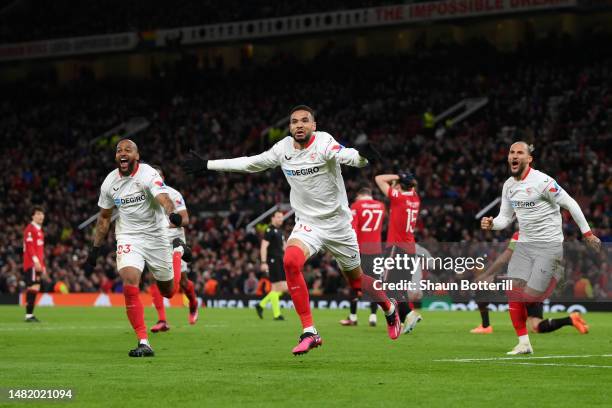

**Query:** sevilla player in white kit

left=481, top=141, right=601, bottom=355
left=148, top=166, right=199, bottom=332
left=86, top=139, right=186, bottom=357
left=182, top=105, right=402, bottom=355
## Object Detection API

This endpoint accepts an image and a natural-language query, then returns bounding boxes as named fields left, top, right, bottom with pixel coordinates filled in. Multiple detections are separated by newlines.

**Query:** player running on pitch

left=339, top=186, right=386, bottom=327
left=375, top=171, right=422, bottom=334
left=149, top=165, right=199, bottom=332
left=86, top=139, right=187, bottom=357
left=182, top=105, right=402, bottom=355
left=481, top=141, right=600, bottom=354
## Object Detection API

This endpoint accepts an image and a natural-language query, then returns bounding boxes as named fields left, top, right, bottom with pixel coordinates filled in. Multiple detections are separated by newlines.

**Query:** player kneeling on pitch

left=85, top=139, right=188, bottom=357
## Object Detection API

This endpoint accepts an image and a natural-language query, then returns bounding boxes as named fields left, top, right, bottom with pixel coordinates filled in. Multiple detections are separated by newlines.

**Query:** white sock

left=349, top=314, right=357, bottom=322
left=384, top=303, right=395, bottom=316
left=25, top=314, right=33, bottom=319
left=303, top=326, right=317, bottom=334
left=139, top=339, right=150, bottom=346
left=518, top=334, right=530, bottom=345
left=369, top=314, right=377, bottom=322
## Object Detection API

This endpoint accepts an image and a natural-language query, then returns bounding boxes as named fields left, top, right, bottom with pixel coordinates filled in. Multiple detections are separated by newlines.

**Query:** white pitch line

left=434, top=354, right=612, bottom=362
left=499, top=362, right=612, bottom=369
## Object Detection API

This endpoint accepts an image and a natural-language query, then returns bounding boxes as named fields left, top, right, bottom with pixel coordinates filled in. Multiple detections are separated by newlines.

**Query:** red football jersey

left=23, top=223, right=45, bottom=271
left=351, top=198, right=386, bottom=255
left=386, top=186, right=420, bottom=251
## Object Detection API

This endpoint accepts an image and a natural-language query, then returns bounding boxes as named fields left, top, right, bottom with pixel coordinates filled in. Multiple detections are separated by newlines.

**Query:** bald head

left=508, top=141, right=534, bottom=179
left=117, top=139, right=138, bottom=152
left=115, top=139, right=140, bottom=176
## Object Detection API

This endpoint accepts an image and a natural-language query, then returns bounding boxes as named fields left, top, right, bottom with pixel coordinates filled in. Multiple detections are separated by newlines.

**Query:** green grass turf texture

left=0, top=306, right=611, bottom=407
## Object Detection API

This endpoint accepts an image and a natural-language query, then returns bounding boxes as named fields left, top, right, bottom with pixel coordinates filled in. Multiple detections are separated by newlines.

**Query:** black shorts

left=267, top=257, right=285, bottom=283
left=526, top=302, right=544, bottom=319
left=383, top=246, right=416, bottom=302
left=24, top=268, right=41, bottom=287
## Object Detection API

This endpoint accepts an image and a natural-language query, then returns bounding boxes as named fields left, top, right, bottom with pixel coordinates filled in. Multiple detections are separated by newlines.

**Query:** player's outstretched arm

left=357, top=141, right=382, bottom=163
left=322, top=135, right=373, bottom=168
left=182, top=149, right=279, bottom=174
left=551, top=188, right=601, bottom=252
left=85, top=207, right=113, bottom=272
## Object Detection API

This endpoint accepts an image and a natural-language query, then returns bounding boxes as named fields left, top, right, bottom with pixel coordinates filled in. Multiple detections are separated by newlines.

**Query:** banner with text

left=0, top=32, right=139, bottom=62
left=0, top=1, right=578, bottom=61
left=155, top=0, right=578, bottom=47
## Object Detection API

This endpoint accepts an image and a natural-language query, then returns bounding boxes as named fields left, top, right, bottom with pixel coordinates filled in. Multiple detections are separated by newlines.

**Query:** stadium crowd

left=0, top=34, right=610, bottom=300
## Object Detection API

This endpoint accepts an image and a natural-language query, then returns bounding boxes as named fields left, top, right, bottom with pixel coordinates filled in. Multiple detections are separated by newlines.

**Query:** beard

left=510, top=161, right=527, bottom=178
left=117, top=159, right=136, bottom=176
left=292, top=130, right=313, bottom=145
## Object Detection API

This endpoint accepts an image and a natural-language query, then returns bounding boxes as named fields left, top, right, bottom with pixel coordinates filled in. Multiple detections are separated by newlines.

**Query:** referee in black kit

left=255, top=210, right=287, bottom=320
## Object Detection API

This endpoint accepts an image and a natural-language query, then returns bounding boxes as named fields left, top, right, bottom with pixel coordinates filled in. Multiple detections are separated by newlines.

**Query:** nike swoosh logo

left=113, top=187, right=119, bottom=191
left=351, top=254, right=357, bottom=259
left=284, top=155, right=292, bottom=160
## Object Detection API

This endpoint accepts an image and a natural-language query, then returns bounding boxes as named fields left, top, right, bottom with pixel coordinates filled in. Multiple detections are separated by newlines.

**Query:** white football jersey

left=496, top=168, right=566, bottom=242
left=208, top=131, right=367, bottom=222
left=98, top=163, right=169, bottom=239
left=163, top=185, right=187, bottom=242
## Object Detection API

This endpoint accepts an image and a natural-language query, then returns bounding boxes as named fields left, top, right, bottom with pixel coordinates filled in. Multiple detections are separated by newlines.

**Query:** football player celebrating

left=86, top=139, right=186, bottom=357
left=182, top=105, right=402, bottom=355
left=481, top=141, right=600, bottom=354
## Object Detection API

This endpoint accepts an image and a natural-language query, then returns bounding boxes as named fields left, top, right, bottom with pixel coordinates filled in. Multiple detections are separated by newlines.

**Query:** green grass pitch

left=1, top=306, right=611, bottom=407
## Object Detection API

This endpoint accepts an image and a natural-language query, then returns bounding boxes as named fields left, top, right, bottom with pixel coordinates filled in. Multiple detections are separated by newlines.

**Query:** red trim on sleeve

left=521, top=166, right=531, bottom=181
left=583, top=231, right=593, bottom=238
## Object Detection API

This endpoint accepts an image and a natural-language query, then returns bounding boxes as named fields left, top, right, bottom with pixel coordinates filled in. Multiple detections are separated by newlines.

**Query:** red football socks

left=284, top=246, right=312, bottom=328
left=171, top=250, right=182, bottom=296
left=123, top=285, right=147, bottom=340
left=360, top=274, right=392, bottom=312
left=508, top=301, right=528, bottom=336
left=184, top=279, right=198, bottom=309
left=150, top=283, right=166, bottom=322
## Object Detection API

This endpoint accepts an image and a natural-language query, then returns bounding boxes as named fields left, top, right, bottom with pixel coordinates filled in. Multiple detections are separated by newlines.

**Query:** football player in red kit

left=23, top=207, right=46, bottom=322
left=340, top=186, right=386, bottom=327
left=375, top=171, right=422, bottom=334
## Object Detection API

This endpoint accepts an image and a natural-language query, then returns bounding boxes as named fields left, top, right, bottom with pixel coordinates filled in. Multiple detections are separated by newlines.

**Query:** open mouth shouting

left=510, top=158, right=520, bottom=173
left=119, top=157, right=130, bottom=172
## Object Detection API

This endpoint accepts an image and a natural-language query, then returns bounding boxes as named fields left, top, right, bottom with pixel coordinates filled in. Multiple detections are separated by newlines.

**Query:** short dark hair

left=31, top=206, right=44, bottom=216
left=271, top=210, right=284, bottom=219
left=357, top=186, right=372, bottom=196
left=152, top=165, right=164, bottom=178
left=290, top=105, right=315, bottom=120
